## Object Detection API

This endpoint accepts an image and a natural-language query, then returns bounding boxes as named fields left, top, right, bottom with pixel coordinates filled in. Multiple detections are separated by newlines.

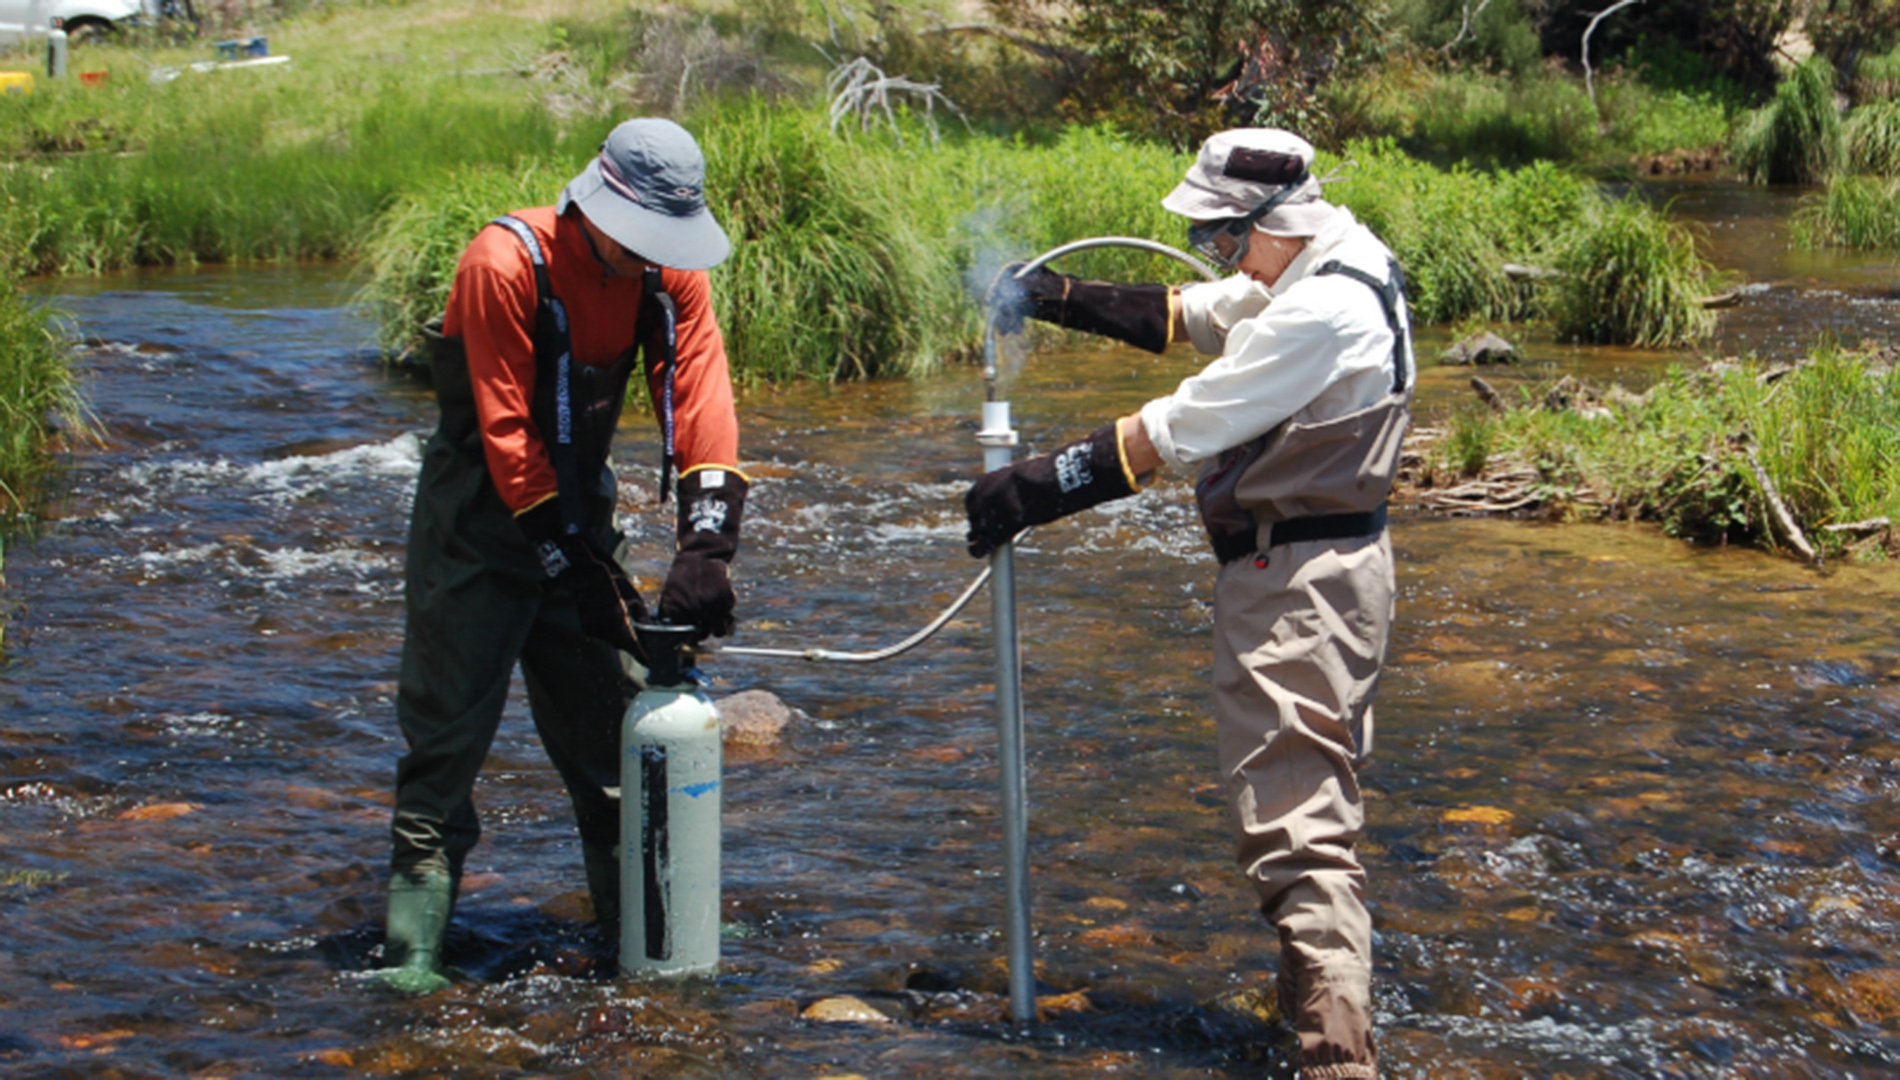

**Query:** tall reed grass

left=1732, top=58, right=1843, bottom=184
left=361, top=116, right=1719, bottom=377
left=0, top=274, right=88, bottom=517
left=1852, top=47, right=1900, bottom=103
left=1328, top=142, right=1585, bottom=325
left=1845, top=99, right=1900, bottom=176
left=1424, top=349, right=1900, bottom=558
left=1792, top=174, right=1900, bottom=248
left=1546, top=196, right=1716, bottom=347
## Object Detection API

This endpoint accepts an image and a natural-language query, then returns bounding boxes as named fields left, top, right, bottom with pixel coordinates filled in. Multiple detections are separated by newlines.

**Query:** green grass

left=1845, top=99, right=1900, bottom=176
left=3, top=0, right=1723, bottom=385
left=1732, top=57, right=1843, bottom=184
left=1546, top=196, right=1717, bottom=347
left=1420, top=348, right=1900, bottom=559
left=0, top=273, right=88, bottom=519
left=1793, top=174, right=1900, bottom=248
left=1331, top=61, right=1735, bottom=173
left=1852, top=46, right=1900, bottom=102
left=0, top=71, right=606, bottom=274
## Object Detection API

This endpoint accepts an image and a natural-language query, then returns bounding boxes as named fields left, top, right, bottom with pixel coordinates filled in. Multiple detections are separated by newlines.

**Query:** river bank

left=0, top=0, right=1877, bottom=544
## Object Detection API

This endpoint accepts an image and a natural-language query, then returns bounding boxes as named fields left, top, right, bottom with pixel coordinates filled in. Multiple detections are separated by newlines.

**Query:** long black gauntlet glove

left=660, top=467, right=749, bottom=640
left=989, top=262, right=1173, bottom=354
left=518, top=500, right=649, bottom=660
left=964, top=422, right=1138, bottom=558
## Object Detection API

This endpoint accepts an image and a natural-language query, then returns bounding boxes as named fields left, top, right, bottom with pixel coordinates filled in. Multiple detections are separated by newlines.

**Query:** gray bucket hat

left=558, top=118, right=731, bottom=271
left=1162, top=127, right=1340, bottom=238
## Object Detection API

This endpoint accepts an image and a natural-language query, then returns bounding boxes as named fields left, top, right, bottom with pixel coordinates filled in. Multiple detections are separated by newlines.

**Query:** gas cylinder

left=620, top=623, right=722, bottom=978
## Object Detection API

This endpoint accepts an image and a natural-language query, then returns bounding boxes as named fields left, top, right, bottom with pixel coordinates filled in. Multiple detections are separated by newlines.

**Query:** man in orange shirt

left=375, top=119, right=746, bottom=993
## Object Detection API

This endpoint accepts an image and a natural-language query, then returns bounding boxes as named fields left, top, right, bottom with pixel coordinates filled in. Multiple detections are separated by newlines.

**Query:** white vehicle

left=0, top=0, right=149, bottom=46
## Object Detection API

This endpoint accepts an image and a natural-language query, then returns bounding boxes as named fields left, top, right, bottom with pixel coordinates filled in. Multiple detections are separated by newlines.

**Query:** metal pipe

left=974, top=397, right=1030, bottom=1022
left=978, top=238, right=1219, bottom=1024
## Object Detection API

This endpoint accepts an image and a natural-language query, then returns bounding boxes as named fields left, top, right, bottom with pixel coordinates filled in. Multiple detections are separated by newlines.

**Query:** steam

left=961, top=206, right=1033, bottom=390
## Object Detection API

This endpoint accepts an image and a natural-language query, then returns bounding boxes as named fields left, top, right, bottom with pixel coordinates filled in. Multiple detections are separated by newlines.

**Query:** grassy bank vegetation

left=0, top=0, right=1731, bottom=505
left=365, top=126, right=1720, bottom=376
left=1411, top=348, right=1900, bottom=562
left=0, top=276, right=87, bottom=518
left=1331, top=56, right=1737, bottom=174
left=1759, top=47, right=1900, bottom=249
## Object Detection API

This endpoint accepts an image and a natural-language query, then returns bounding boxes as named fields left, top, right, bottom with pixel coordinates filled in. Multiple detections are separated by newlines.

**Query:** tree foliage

left=1535, top=0, right=1797, bottom=95
left=1805, top=0, right=1900, bottom=99
left=987, top=0, right=1391, bottom=146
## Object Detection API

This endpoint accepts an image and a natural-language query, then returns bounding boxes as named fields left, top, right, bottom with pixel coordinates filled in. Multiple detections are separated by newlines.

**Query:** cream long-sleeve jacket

left=1139, top=208, right=1408, bottom=469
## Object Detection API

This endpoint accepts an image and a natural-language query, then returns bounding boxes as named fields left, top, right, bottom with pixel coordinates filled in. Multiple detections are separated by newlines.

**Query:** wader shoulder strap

left=1314, top=257, right=1410, bottom=394
left=636, top=265, right=680, bottom=504
left=489, top=214, right=584, bottom=537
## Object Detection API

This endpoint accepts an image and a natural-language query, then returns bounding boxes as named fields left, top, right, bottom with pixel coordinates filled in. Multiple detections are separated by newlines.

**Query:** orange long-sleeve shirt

left=441, top=206, right=739, bottom=515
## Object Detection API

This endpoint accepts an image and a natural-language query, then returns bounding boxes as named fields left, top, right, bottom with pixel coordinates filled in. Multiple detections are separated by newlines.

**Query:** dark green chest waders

left=390, top=215, right=677, bottom=934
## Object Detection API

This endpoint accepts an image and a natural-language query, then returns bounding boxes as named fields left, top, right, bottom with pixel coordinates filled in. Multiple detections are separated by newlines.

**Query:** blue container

left=214, top=36, right=268, bottom=60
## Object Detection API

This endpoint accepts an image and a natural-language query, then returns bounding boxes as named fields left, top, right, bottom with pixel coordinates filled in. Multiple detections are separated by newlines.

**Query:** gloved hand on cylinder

left=987, top=261, right=1175, bottom=354
left=660, top=467, right=749, bottom=640
left=518, top=500, right=648, bottom=659
left=964, top=420, right=1143, bottom=558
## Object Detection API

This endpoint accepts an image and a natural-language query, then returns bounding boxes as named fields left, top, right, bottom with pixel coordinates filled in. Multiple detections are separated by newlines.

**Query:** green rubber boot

left=583, top=842, right=620, bottom=927
left=372, top=868, right=455, bottom=994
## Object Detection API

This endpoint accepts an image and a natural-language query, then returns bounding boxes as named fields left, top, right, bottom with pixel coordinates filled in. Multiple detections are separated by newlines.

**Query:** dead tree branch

left=1440, top=0, right=1496, bottom=54
left=1583, top=0, right=1644, bottom=112
left=1735, top=433, right=1820, bottom=565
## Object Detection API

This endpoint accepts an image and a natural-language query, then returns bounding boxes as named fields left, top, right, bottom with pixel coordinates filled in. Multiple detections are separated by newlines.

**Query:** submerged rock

left=1442, top=331, right=1518, bottom=366
left=718, top=689, right=806, bottom=749
left=800, top=995, right=894, bottom=1024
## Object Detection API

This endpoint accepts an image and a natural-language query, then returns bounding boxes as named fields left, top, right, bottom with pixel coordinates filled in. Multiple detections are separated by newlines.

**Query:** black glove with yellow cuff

left=964, top=422, right=1140, bottom=558
left=660, top=466, right=749, bottom=640
left=988, top=262, right=1174, bottom=354
left=517, top=499, right=648, bottom=659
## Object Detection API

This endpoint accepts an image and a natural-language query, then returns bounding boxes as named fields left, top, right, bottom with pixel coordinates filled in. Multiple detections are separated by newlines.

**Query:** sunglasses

left=1185, top=180, right=1308, bottom=270
left=1188, top=217, right=1253, bottom=270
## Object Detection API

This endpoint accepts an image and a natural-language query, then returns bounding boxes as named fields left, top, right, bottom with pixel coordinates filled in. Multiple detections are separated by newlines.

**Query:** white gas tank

left=620, top=625, right=722, bottom=978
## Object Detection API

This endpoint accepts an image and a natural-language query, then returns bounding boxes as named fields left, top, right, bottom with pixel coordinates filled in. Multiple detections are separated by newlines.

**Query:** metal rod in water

left=989, top=539, right=1033, bottom=1023
left=976, top=397, right=1032, bottom=1024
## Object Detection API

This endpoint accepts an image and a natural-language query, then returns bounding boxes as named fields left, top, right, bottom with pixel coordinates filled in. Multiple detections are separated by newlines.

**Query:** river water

left=1, top=185, right=1897, bottom=1077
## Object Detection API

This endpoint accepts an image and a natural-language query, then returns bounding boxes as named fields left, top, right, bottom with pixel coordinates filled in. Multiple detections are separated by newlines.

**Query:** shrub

left=1732, top=57, right=1843, bottom=184
left=1546, top=196, right=1717, bottom=347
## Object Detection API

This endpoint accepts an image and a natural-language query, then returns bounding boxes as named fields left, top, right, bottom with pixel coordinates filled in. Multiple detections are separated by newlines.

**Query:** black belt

left=1215, top=504, right=1388, bottom=564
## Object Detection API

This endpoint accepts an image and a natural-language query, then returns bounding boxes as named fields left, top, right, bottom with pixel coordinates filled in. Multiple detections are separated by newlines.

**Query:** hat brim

left=560, top=159, right=731, bottom=272
left=1161, top=170, right=1258, bottom=221
left=1256, top=199, right=1340, bottom=238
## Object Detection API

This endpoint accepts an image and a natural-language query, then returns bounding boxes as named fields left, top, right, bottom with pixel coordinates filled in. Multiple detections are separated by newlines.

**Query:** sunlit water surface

left=1, top=186, right=1897, bottom=1077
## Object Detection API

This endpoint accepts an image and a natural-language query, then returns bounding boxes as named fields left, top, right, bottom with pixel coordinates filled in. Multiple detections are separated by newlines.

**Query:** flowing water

left=1, top=186, right=1897, bottom=1077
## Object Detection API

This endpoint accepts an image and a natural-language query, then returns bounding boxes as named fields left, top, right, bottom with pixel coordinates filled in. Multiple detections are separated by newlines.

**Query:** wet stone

left=718, top=689, right=806, bottom=750
left=800, top=995, right=895, bottom=1024
left=1442, top=331, right=1518, bottom=366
